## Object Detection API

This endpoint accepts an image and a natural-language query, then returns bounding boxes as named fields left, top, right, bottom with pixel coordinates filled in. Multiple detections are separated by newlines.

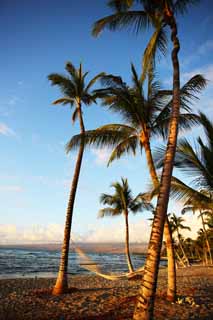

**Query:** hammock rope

left=71, top=240, right=144, bottom=281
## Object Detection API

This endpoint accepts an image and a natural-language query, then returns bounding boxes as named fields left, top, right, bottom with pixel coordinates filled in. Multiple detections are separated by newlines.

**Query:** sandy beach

left=0, top=266, right=212, bottom=319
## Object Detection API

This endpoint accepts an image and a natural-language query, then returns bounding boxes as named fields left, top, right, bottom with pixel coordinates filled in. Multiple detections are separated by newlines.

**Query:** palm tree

left=169, top=213, right=191, bottom=266
left=48, top=61, right=104, bottom=295
left=67, top=66, right=205, bottom=302
left=92, top=2, right=202, bottom=318
left=99, top=177, right=153, bottom=273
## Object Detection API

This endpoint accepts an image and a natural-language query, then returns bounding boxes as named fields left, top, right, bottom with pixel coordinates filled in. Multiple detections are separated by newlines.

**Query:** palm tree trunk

left=133, top=14, right=180, bottom=320
left=164, top=219, right=176, bottom=300
left=175, top=249, right=186, bottom=267
left=177, top=233, right=189, bottom=266
left=143, top=139, right=159, bottom=188
left=52, top=103, right=85, bottom=295
left=200, top=211, right=213, bottom=265
left=124, top=210, right=134, bottom=273
left=143, top=139, right=176, bottom=301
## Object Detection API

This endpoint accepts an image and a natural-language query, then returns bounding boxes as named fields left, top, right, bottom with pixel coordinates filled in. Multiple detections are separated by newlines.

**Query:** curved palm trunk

left=143, top=139, right=176, bottom=301
left=177, top=232, right=190, bottom=266
left=53, top=103, right=85, bottom=295
left=175, top=248, right=186, bottom=267
left=164, top=219, right=176, bottom=300
left=124, top=210, right=134, bottom=273
left=133, top=14, right=180, bottom=320
left=200, top=210, right=213, bottom=265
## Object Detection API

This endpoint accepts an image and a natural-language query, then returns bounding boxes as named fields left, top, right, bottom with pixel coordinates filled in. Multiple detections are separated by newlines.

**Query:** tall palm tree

left=169, top=213, right=191, bottom=266
left=67, top=66, right=205, bottom=302
left=99, top=177, right=153, bottom=273
left=92, top=1, right=201, bottom=318
left=48, top=62, right=104, bottom=295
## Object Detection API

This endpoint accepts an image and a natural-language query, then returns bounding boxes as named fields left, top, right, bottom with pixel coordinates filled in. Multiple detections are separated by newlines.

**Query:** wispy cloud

left=182, top=39, right=213, bottom=68
left=83, top=219, right=151, bottom=243
left=182, top=64, right=213, bottom=84
left=0, top=123, right=16, bottom=136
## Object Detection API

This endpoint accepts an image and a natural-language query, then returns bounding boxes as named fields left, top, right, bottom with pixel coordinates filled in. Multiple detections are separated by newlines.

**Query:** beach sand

left=0, top=266, right=212, bottom=319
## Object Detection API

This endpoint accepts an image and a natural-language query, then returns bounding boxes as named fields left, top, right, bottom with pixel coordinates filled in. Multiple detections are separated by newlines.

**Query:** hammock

left=73, top=244, right=144, bottom=281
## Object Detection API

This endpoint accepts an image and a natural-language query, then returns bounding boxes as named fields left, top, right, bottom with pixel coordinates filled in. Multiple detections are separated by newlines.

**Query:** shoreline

left=0, top=266, right=213, bottom=319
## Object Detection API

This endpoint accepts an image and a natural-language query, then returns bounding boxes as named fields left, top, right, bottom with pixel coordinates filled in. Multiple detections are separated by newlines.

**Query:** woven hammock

left=73, top=244, right=144, bottom=281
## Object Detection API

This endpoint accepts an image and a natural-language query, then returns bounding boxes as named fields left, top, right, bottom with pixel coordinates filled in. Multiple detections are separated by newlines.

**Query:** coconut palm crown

left=67, top=66, right=206, bottom=166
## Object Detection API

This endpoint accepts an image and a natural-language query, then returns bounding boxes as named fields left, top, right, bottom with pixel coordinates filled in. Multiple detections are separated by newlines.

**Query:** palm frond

left=173, top=0, right=201, bottom=15
left=174, top=139, right=212, bottom=189
left=141, top=24, right=167, bottom=82
left=66, top=126, right=135, bottom=153
left=130, top=193, right=154, bottom=213
left=100, top=193, right=114, bottom=205
left=170, top=177, right=213, bottom=208
left=199, top=111, right=213, bottom=151
left=108, top=135, right=138, bottom=165
left=51, top=97, right=75, bottom=106
left=65, top=61, right=78, bottom=79
left=152, top=113, right=200, bottom=140
left=72, top=108, right=79, bottom=124
left=153, top=143, right=166, bottom=169
left=99, top=74, right=125, bottom=88
left=131, top=63, right=141, bottom=90
left=85, top=72, right=106, bottom=92
left=92, top=11, right=150, bottom=37
left=98, top=208, right=121, bottom=217
left=48, top=74, right=75, bottom=96
left=107, top=0, right=133, bottom=12
left=179, top=75, right=207, bottom=111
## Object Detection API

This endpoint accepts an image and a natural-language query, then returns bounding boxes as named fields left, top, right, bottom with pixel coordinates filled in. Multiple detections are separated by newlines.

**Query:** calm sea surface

left=0, top=248, right=166, bottom=279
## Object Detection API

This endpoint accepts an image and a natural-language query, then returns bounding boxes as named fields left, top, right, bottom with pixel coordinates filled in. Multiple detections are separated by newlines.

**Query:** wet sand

left=0, top=266, right=212, bottom=319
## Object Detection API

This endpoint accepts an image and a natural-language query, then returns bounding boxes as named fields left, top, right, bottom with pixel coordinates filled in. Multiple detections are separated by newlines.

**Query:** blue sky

left=0, top=0, right=213, bottom=244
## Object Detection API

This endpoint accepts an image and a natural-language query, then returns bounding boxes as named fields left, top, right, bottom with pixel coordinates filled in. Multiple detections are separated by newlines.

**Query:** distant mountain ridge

left=0, top=242, right=148, bottom=254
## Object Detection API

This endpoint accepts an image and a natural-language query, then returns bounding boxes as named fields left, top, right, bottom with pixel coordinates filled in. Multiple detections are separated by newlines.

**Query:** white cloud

left=0, top=214, right=203, bottom=245
left=91, top=147, right=112, bottom=166
left=0, top=224, right=64, bottom=244
left=0, top=220, right=150, bottom=244
left=83, top=219, right=151, bottom=243
left=0, top=123, right=16, bottom=136
left=182, top=64, right=213, bottom=84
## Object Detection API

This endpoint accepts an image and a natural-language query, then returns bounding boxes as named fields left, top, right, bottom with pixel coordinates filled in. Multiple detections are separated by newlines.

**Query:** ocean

left=0, top=247, right=166, bottom=279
